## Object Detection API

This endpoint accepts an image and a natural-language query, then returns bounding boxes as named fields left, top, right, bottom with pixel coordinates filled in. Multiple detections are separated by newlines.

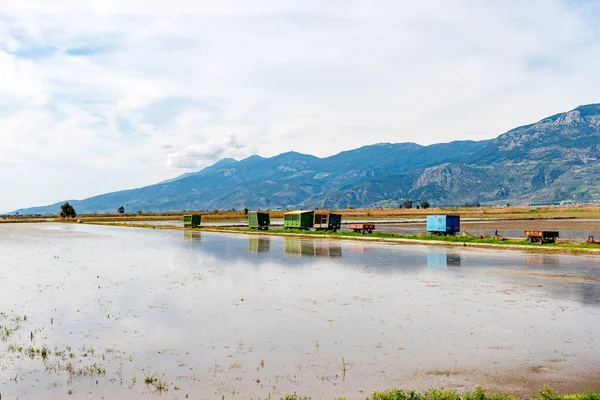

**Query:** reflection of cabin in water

left=248, top=237, right=271, bottom=254
left=315, top=241, right=342, bottom=257
left=525, top=254, right=560, bottom=265
left=183, top=230, right=201, bottom=242
left=427, top=249, right=461, bottom=268
left=284, top=238, right=342, bottom=257
left=284, top=238, right=314, bottom=256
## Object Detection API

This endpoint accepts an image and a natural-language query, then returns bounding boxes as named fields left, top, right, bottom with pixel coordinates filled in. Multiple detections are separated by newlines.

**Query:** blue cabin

left=426, top=215, right=460, bottom=235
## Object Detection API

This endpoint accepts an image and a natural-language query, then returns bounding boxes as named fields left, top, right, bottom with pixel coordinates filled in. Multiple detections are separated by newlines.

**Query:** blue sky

left=1, top=0, right=600, bottom=212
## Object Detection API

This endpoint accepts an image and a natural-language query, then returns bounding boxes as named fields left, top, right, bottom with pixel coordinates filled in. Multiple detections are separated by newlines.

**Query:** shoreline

left=75, top=221, right=600, bottom=256
left=204, top=228, right=600, bottom=256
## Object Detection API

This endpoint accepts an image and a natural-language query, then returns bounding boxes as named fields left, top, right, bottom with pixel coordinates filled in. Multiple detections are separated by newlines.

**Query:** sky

left=2, top=0, right=600, bottom=212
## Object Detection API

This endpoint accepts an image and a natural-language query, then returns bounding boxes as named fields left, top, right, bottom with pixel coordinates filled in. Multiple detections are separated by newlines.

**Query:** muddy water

left=1, top=224, right=599, bottom=399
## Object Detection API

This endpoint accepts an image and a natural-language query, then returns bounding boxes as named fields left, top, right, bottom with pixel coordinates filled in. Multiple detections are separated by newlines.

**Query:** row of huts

left=184, top=210, right=463, bottom=235
left=184, top=210, right=342, bottom=231
left=184, top=211, right=572, bottom=244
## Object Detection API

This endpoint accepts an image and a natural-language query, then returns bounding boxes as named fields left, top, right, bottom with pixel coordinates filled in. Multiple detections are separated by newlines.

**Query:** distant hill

left=15, top=104, right=600, bottom=214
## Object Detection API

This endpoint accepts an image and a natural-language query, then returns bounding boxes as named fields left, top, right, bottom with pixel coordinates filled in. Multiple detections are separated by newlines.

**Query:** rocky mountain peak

left=491, top=104, right=600, bottom=152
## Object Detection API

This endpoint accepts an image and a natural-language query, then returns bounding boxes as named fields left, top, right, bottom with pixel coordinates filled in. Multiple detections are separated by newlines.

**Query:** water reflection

left=427, top=247, right=461, bottom=268
left=283, top=237, right=342, bottom=258
left=581, top=284, right=600, bottom=305
left=525, top=254, right=561, bottom=265
left=528, top=279, right=600, bottom=305
left=183, top=230, right=201, bottom=243
left=349, top=244, right=368, bottom=253
left=284, top=237, right=315, bottom=257
left=315, top=241, right=342, bottom=258
left=248, top=237, right=271, bottom=254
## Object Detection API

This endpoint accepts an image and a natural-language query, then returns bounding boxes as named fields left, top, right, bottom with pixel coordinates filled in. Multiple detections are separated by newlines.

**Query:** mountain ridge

left=14, top=104, right=600, bottom=214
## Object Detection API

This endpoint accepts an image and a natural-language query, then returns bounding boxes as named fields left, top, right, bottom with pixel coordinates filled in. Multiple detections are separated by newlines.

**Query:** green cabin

left=283, top=210, right=314, bottom=229
left=183, top=214, right=201, bottom=228
left=248, top=211, right=270, bottom=230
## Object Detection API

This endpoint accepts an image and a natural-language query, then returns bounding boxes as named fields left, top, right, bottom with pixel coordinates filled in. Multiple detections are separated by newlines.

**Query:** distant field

left=4, top=205, right=599, bottom=223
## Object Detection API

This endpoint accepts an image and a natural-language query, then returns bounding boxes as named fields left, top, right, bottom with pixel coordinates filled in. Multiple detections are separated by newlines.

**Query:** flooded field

left=1, top=223, right=600, bottom=399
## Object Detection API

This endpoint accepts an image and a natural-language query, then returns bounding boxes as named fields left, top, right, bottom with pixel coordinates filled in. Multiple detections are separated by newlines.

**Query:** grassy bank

left=275, top=387, right=600, bottom=400
left=238, top=227, right=529, bottom=243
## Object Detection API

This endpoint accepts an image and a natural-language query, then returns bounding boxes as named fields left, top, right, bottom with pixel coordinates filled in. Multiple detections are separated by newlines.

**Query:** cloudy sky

left=2, top=0, right=600, bottom=212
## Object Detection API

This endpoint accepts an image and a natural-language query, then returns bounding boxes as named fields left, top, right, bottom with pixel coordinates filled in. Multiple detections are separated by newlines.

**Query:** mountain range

left=15, top=104, right=600, bottom=214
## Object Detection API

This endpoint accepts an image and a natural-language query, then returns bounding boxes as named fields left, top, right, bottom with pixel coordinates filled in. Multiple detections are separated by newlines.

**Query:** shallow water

left=1, top=223, right=599, bottom=399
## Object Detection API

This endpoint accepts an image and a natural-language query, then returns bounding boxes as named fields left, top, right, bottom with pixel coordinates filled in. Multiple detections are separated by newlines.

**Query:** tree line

left=400, top=200, right=429, bottom=209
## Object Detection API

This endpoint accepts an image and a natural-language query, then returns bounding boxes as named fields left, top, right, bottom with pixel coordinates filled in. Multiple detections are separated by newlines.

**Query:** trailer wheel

left=538, top=238, right=543, bottom=244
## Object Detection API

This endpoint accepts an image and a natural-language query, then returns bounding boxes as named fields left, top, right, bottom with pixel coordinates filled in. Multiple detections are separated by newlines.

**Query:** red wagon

left=350, top=224, right=375, bottom=234
left=525, top=230, right=559, bottom=244
left=588, top=236, right=600, bottom=245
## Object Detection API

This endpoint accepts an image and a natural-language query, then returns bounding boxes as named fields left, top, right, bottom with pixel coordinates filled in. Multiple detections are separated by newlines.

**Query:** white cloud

left=166, top=133, right=248, bottom=168
left=0, top=51, right=48, bottom=106
left=1, top=0, right=600, bottom=211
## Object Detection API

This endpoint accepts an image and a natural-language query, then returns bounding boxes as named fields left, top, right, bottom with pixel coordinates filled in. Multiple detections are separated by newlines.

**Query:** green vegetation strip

left=207, top=227, right=600, bottom=255
left=275, top=387, right=600, bottom=400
